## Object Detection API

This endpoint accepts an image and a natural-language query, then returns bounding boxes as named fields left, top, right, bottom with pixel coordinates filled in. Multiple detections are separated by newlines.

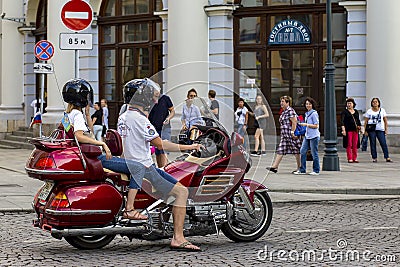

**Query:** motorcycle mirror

left=231, top=132, right=243, bottom=147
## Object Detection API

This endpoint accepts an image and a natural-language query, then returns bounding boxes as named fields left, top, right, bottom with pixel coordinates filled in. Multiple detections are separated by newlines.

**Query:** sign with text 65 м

left=59, top=33, right=93, bottom=50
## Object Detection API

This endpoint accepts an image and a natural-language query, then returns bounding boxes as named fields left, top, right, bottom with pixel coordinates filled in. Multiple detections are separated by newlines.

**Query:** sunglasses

left=188, top=94, right=197, bottom=98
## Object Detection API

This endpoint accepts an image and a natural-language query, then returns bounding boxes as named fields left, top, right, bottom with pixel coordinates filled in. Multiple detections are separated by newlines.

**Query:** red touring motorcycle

left=26, top=118, right=273, bottom=250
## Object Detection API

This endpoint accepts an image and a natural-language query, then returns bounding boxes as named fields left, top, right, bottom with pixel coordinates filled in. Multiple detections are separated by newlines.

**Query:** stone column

left=205, top=3, right=237, bottom=133
left=42, top=0, right=75, bottom=131
left=79, top=26, right=99, bottom=101
left=167, top=0, right=209, bottom=103
left=153, top=9, right=168, bottom=86
left=339, top=1, right=366, bottom=111
left=0, top=0, right=25, bottom=134
left=366, top=0, right=400, bottom=149
left=161, top=0, right=209, bottom=135
left=22, top=32, right=36, bottom=127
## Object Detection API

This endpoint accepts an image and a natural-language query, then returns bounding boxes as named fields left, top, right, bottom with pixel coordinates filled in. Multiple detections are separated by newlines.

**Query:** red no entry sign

left=61, top=0, right=93, bottom=32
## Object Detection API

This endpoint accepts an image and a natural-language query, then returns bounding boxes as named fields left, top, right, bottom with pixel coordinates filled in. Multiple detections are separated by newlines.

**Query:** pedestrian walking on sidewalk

left=267, top=96, right=301, bottom=173
left=249, top=95, right=269, bottom=156
left=208, top=89, right=219, bottom=120
left=293, top=97, right=320, bottom=175
left=101, top=99, right=109, bottom=138
left=341, top=98, right=361, bottom=163
left=91, top=102, right=103, bottom=141
left=235, top=98, right=249, bottom=148
left=363, top=97, right=392, bottom=163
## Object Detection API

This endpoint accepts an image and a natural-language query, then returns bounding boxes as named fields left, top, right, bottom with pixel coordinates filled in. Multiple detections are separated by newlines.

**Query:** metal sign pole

left=39, top=71, right=45, bottom=137
left=75, top=49, right=79, bottom=78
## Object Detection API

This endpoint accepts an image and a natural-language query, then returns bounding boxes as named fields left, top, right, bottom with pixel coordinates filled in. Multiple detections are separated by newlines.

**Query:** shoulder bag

left=294, top=111, right=315, bottom=137
left=350, top=112, right=361, bottom=149
left=365, top=109, right=381, bottom=132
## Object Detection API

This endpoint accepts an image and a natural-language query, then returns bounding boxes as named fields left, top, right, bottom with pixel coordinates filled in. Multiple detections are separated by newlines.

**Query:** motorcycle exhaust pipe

left=50, top=225, right=148, bottom=238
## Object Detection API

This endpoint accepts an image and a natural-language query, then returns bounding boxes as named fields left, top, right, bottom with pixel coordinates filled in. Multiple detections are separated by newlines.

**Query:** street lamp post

left=322, top=0, right=340, bottom=171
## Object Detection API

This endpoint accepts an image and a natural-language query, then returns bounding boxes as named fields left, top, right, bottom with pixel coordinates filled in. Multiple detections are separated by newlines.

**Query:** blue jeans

left=93, top=125, right=103, bottom=141
left=155, top=127, right=171, bottom=155
left=299, top=137, right=320, bottom=173
left=98, top=154, right=145, bottom=190
left=368, top=130, right=389, bottom=159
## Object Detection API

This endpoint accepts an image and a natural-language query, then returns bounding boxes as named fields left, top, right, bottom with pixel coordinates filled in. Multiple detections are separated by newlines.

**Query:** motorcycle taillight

left=35, top=156, right=56, bottom=169
left=49, top=192, right=70, bottom=209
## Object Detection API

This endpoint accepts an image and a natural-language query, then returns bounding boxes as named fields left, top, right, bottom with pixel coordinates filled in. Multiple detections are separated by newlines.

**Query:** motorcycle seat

left=104, top=129, right=123, bottom=156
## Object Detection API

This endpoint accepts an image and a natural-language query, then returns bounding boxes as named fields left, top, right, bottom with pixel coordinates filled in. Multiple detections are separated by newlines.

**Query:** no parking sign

left=34, top=40, right=54, bottom=61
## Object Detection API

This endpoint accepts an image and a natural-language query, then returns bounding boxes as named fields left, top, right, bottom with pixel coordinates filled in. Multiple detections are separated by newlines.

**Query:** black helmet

left=123, top=78, right=161, bottom=109
left=62, top=78, right=93, bottom=108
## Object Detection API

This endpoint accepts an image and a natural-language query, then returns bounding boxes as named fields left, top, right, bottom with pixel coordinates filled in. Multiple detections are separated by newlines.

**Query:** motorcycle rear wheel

left=221, top=191, right=272, bottom=242
left=65, top=235, right=116, bottom=250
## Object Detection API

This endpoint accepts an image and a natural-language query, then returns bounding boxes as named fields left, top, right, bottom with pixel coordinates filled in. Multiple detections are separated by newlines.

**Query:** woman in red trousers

left=341, top=98, right=361, bottom=163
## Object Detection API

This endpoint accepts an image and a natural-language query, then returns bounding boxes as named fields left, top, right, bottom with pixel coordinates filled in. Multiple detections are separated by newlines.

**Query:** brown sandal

left=123, top=209, right=148, bottom=220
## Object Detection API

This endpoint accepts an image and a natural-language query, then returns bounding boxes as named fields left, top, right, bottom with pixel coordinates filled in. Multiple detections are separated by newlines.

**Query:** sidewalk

left=0, top=148, right=399, bottom=212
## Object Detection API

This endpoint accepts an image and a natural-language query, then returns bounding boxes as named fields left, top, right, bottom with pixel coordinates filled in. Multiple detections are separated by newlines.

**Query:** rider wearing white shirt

left=120, top=78, right=202, bottom=251
left=118, top=107, right=158, bottom=167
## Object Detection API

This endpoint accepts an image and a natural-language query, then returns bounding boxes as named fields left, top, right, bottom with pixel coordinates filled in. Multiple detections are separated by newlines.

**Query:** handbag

left=294, top=119, right=306, bottom=136
left=350, top=112, right=361, bottom=149
left=365, top=108, right=381, bottom=132
left=294, top=111, right=315, bottom=136
left=365, top=124, right=376, bottom=132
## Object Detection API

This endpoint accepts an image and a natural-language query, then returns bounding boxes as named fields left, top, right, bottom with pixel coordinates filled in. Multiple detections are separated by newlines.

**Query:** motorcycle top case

left=26, top=144, right=104, bottom=181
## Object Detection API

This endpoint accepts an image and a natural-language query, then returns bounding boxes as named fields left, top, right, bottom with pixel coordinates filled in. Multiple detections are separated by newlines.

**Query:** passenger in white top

left=62, top=78, right=147, bottom=221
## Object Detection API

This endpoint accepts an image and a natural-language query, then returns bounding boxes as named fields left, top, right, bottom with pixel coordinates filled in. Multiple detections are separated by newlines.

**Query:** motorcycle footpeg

left=118, top=216, right=148, bottom=225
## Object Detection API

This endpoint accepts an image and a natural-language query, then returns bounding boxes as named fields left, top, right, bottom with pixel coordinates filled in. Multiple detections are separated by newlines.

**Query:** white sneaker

left=293, top=170, right=307, bottom=175
left=309, top=172, right=320, bottom=176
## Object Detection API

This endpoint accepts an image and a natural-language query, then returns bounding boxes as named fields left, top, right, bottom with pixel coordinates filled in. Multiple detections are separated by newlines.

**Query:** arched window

left=98, top=0, right=163, bottom=128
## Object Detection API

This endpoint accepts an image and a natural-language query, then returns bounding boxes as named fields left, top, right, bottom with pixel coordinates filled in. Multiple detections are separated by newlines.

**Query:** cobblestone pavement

left=1, top=199, right=399, bottom=267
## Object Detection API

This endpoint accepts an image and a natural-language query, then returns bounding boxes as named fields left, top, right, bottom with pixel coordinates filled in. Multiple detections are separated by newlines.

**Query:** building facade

left=0, top=0, right=399, bottom=147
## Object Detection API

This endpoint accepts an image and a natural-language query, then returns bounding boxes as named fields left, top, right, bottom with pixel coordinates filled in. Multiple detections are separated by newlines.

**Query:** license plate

left=38, top=181, right=54, bottom=202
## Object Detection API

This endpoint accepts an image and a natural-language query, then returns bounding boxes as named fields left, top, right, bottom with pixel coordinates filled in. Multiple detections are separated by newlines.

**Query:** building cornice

left=204, top=5, right=238, bottom=17
left=154, top=10, right=168, bottom=20
left=339, top=1, right=366, bottom=11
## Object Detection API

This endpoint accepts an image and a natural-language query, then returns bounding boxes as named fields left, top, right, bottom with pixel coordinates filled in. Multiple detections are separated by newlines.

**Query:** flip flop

left=170, top=241, right=202, bottom=252
left=122, top=209, right=148, bottom=220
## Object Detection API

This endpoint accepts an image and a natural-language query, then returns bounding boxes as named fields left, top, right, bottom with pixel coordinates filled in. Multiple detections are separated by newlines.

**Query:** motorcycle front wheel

left=221, top=191, right=273, bottom=242
left=65, top=235, right=116, bottom=250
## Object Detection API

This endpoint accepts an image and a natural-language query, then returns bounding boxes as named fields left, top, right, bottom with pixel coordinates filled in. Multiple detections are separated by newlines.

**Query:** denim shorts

left=144, top=165, right=177, bottom=199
